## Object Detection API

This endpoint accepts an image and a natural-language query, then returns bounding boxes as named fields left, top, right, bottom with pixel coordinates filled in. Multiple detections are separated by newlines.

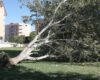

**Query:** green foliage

left=24, top=31, right=36, bottom=43
left=29, top=31, right=36, bottom=41
left=22, top=16, right=30, bottom=23
left=20, top=0, right=100, bottom=62
left=9, top=35, right=25, bottom=44
left=17, top=35, right=25, bottom=44
left=9, top=36, right=18, bottom=43
left=46, top=0, right=100, bottom=62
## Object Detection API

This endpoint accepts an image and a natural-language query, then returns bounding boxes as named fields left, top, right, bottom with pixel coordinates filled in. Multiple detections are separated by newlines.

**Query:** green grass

left=0, top=47, right=100, bottom=80
left=0, top=47, right=23, bottom=57
left=0, top=62, right=100, bottom=80
left=0, top=47, right=40, bottom=57
left=0, top=47, right=24, bottom=50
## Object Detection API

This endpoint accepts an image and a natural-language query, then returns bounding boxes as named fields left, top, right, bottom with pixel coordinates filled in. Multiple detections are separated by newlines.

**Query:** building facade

left=0, top=0, right=6, bottom=41
left=18, top=23, right=31, bottom=36
left=5, top=23, right=31, bottom=41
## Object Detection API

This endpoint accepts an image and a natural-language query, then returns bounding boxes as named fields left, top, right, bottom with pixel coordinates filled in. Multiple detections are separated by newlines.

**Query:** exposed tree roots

left=0, top=54, right=15, bottom=68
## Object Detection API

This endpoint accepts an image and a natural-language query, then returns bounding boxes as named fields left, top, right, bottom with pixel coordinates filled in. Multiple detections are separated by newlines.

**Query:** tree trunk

left=8, top=0, right=69, bottom=65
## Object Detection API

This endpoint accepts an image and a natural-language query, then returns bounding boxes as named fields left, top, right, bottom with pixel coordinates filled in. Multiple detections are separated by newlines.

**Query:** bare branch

left=52, top=14, right=72, bottom=26
left=24, top=54, right=49, bottom=60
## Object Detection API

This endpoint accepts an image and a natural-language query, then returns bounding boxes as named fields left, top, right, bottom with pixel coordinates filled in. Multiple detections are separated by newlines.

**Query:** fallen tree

left=0, top=0, right=100, bottom=67
left=10, top=0, right=73, bottom=65
left=0, top=0, right=69, bottom=66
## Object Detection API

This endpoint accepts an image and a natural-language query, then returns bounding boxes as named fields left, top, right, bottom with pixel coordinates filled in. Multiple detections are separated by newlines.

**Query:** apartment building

left=0, top=0, right=7, bottom=41
left=5, top=23, right=31, bottom=41
left=18, top=23, right=31, bottom=36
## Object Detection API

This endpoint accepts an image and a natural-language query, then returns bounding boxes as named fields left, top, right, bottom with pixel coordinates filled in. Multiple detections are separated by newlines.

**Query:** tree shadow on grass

left=0, top=50, right=21, bottom=57
left=0, top=50, right=42, bottom=58
left=0, top=65, right=100, bottom=80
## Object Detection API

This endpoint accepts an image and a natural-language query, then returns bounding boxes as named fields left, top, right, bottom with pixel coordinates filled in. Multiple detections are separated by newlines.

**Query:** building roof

left=0, top=0, right=7, bottom=16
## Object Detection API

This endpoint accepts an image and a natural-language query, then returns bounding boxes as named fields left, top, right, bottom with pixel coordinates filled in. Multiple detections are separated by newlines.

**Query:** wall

left=0, top=5, right=5, bottom=40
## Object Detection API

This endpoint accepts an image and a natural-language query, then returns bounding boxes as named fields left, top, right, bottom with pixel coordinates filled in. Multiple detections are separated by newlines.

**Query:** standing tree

left=9, top=35, right=25, bottom=44
left=0, top=0, right=100, bottom=66
left=9, top=36, right=18, bottom=43
left=17, top=35, right=25, bottom=44
left=29, top=31, right=36, bottom=41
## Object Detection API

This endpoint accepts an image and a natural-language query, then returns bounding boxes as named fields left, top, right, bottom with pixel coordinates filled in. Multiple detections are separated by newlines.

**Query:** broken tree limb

left=24, top=54, right=49, bottom=61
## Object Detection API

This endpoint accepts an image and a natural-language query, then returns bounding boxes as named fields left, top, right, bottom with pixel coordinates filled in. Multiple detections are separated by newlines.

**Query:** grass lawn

left=0, top=47, right=23, bottom=57
left=0, top=47, right=100, bottom=80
